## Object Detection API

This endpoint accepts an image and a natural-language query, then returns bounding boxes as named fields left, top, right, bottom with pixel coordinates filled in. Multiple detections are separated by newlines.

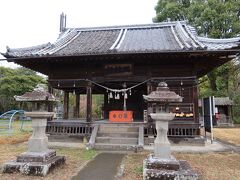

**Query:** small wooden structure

left=214, top=97, right=234, bottom=126
left=2, top=15, right=240, bottom=139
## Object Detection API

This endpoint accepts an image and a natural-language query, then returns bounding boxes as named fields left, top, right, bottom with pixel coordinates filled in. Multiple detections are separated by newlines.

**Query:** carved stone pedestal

left=2, top=112, right=65, bottom=176
left=151, top=113, right=175, bottom=159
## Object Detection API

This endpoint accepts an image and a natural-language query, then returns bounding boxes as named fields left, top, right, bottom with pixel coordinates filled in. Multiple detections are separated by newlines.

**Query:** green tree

left=154, top=0, right=240, bottom=94
left=0, top=67, right=46, bottom=112
left=154, top=0, right=240, bottom=123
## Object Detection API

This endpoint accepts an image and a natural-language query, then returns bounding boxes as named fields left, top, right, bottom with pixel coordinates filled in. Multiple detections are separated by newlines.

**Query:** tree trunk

left=207, top=71, right=217, bottom=92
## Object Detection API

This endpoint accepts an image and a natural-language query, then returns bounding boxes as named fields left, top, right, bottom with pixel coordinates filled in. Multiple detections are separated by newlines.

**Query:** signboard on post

left=202, top=97, right=214, bottom=143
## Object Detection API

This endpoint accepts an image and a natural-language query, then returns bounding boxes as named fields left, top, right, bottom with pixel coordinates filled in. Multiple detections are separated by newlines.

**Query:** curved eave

left=4, top=48, right=240, bottom=62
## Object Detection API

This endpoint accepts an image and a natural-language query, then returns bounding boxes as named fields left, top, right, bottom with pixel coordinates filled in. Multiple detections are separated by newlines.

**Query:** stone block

left=144, top=155, right=180, bottom=171
left=143, top=155, right=199, bottom=180
left=17, top=149, right=56, bottom=163
left=2, top=155, right=65, bottom=176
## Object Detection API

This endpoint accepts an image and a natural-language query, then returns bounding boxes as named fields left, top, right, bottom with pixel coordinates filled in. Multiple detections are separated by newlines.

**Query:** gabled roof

left=2, top=21, right=240, bottom=58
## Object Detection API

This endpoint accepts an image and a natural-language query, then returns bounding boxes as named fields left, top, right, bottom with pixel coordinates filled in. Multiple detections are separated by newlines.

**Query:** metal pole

left=202, top=98, right=207, bottom=142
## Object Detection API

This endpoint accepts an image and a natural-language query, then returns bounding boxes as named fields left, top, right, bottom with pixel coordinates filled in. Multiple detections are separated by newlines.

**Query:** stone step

left=97, top=132, right=138, bottom=138
left=99, top=126, right=138, bottom=133
left=98, top=132, right=139, bottom=138
left=96, top=137, right=138, bottom=144
left=94, top=143, right=140, bottom=151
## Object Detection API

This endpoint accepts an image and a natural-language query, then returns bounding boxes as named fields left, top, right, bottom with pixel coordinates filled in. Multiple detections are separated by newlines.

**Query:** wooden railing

left=144, top=123, right=201, bottom=137
left=46, top=121, right=92, bottom=136
left=46, top=120, right=201, bottom=138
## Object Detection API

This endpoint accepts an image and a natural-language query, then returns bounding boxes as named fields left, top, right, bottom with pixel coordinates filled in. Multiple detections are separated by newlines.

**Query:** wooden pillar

left=75, top=94, right=80, bottom=118
left=147, top=82, right=153, bottom=119
left=48, top=85, right=53, bottom=112
left=63, top=91, right=69, bottom=119
left=193, top=86, right=199, bottom=124
left=86, top=83, right=92, bottom=122
left=104, top=93, right=108, bottom=119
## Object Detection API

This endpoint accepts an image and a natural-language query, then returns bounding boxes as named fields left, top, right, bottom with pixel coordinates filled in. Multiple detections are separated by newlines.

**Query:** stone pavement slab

left=71, top=153, right=124, bottom=180
left=144, top=139, right=230, bottom=153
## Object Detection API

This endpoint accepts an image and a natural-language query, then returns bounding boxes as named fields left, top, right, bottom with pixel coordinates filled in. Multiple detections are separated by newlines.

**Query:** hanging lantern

left=129, top=89, right=132, bottom=95
left=57, top=81, right=60, bottom=87
left=73, top=82, right=76, bottom=87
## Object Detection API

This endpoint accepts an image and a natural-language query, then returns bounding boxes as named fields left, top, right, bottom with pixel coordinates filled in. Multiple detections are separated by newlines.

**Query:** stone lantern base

left=143, top=154, right=199, bottom=180
left=1, top=112, right=65, bottom=176
left=2, top=150, right=65, bottom=176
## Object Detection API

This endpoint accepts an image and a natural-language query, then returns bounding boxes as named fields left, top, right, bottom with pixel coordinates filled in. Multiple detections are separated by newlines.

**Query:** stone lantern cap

left=143, top=82, right=183, bottom=102
left=14, top=85, right=59, bottom=102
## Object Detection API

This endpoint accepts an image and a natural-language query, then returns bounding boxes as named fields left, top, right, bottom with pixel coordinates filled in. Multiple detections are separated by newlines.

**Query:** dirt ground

left=122, top=151, right=240, bottom=180
left=0, top=124, right=239, bottom=179
left=213, top=128, right=240, bottom=146
left=0, top=142, right=97, bottom=180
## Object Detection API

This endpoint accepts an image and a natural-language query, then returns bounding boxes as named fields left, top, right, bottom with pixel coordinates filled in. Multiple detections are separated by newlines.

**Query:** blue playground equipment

left=0, top=110, right=27, bottom=132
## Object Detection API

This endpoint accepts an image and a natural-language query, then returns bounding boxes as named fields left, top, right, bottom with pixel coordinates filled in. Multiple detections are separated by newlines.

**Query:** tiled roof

left=214, top=97, right=234, bottom=106
left=2, top=21, right=240, bottom=58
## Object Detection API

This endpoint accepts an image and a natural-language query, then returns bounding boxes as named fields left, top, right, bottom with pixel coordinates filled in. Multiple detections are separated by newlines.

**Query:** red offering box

left=109, top=111, right=133, bottom=122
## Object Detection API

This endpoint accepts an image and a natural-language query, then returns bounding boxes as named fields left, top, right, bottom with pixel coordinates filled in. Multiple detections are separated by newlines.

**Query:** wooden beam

left=86, top=83, right=92, bottom=122
left=63, top=92, right=69, bottom=119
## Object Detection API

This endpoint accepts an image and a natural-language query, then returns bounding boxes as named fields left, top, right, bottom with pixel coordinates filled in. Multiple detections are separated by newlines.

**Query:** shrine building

left=2, top=14, right=240, bottom=147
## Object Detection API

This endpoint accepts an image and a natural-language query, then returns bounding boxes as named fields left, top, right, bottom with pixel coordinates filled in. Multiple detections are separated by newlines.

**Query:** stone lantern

left=143, top=82, right=198, bottom=180
left=2, top=112, right=65, bottom=176
left=143, top=82, right=182, bottom=159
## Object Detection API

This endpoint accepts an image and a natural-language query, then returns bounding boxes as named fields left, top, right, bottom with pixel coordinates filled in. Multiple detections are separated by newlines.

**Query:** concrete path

left=71, top=153, right=124, bottom=180
left=214, top=138, right=240, bottom=153
left=144, top=139, right=240, bottom=153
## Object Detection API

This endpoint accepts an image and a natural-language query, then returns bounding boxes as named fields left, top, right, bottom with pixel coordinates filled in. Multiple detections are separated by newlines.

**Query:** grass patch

left=213, top=128, right=240, bottom=146
left=122, top=153, right=145, bottom=180
left=0, top=145, right=97, bottom=180
left=0, top=121, right=32, bottom=145
left=57, top=148, right=97, bottom=161
left=133, top=165, right=143, bottom=174
left=0, top=121, right=98, bottom=180
left=82, top=149, right=97, bottom=160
